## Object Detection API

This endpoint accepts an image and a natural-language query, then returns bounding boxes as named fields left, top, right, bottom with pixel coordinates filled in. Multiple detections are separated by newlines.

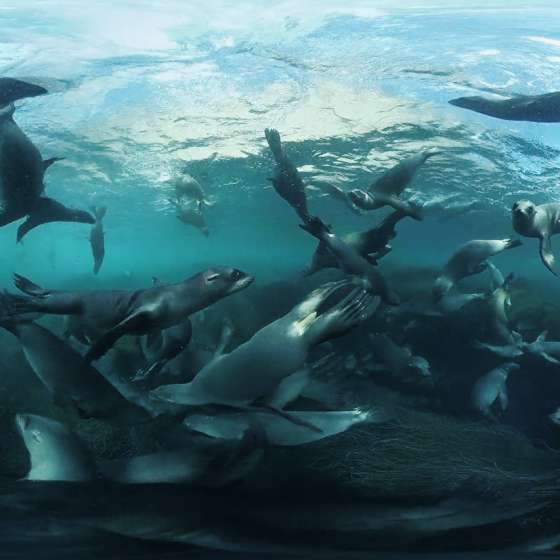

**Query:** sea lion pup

left=7, top=267, right=253, bottom=362
left=265, top=128, right=310, bottom=222
left=471, top=363, right=520, bottom=420
left=348, top=189, right=424, bottom=221
left=512, top=200, right=560, bottom=275
left=15, top=413, right=96, bottom=481
left=522, top=331, right=560, bottom=365
left=449, top=91, right=560, bottom=123
left=134, top=318, right=193, bottom=381
left=171, top=198, right=209, bottom=236
left=305, top=210, right=404, bottom=275
left=0, top=77, right=94, bottom=242
left=432, top=238, right=522, bottom=301
left=89, top=206, right=107, bottom=275
left=0, top=314, right=151, bottom=423
left=300, top=217, right=400, bottom=305
left=306, top=210, right=406, bottom=276
left=151, top=280, right=380, bottom=410
left=367, top=333, right=431, bottom=378
left=16, top=413, right=263, bottom=485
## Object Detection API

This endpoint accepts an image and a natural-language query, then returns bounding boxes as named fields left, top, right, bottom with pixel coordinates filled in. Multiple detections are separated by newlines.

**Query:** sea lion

left=367, top=333, right=431, bottom=379
left=471, top=363, right=520, bottom=420
left=151, top=280, right=380, bottom=409
left=0, top=317, right=151, bottom=423
left=183, top=408, right=388, bottom=446
left=432, top=238, right=522, bottom=301
left=300, top=217, right=400, bottom=305
left=512, top=200, right=560, bottom=275
left=449, top=92, right=560, bottom=123
left=172, top=198, right=209, bottom=236
left=16, top=413, right=263, bottom=485
left=89, top=206, right=106, bottom=275
left=15, top=413, right=96, bottom=481
left=134, top=318, right=193, bottom=381
left=522, top=331, right=560, bottom=365
left=308, top=180, right=361, bottom=215
left=306, top=210, right=406, bottom=275
left=349, top=189, right=424, bottom=220
left=7, top=267, right=253, bottom=362
left=362, top=150, right=440, bottom=202
left=0, top=77, right=94, bottom=241
left=265, top=128, right=310, bottom=222
left=173, top=173, right=207, bottom=203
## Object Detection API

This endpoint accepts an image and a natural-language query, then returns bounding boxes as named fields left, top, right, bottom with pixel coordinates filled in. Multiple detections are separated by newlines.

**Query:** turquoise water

left=2, top=1, right=560, bottom=557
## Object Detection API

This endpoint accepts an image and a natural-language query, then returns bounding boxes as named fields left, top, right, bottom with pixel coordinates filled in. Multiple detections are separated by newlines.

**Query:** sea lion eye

left=527, top=206, right=535, bottom=214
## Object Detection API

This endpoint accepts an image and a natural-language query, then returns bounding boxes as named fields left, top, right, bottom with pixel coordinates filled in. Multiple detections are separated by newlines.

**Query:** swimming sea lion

left=173, top=173, right=207, bottom=203
left=367, top=333, right=431, bottom=379
left=471, top=363, right=520, bottom=420
left=7, top=267, right=253, bottom=362
left=306, top=210, right=406, bottom=275
left=134, top=319, right=193, bottom=381
left=15, top=413, right=96, bottom=481
left=300, top=217, right=400, bottom=305
left=265, top=128, right=310, bottom=222
left=363, top=150, right=440, bottom=200
left=151, top=280, right=380, bottom=408
left=512, top=200, right=560, bottom=275
left=0, top=77, right=94, bottom=241
left=432, top=238, right=522, bottom=301
left=449, top=92, right=560, bottom=123
left=89, top=206, right=107, bottom=275
left=348, top=190, right=424, bottom=220
left=172, top=198, right=209, bottom=236
left=0, top=317, right=150, bottom=423
left=522, top=331, right=560, bottom=365
left=16, top=413, right=263, bottom=485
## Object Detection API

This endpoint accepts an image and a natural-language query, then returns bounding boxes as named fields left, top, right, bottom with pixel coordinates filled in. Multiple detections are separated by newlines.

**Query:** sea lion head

left=199, top=267, right=254, bottom=297
left=511, top=200, right=537, bottom=234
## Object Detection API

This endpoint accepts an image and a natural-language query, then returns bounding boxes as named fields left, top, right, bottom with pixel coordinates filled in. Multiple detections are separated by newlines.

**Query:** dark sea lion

left=449, top=92, right=560, bottom=123
left=265, top=128, right=310, bottom=222
left=512, top=200, right=560, bottom=275
left=0, top=77, right=94, bottom=241
left=306, top=210, right=407, bottom=275
left=89, top=206, right=106, bottom=275
left=6, top=267, right=253, bottom=362
left=300, top=217, right=400, bottom=305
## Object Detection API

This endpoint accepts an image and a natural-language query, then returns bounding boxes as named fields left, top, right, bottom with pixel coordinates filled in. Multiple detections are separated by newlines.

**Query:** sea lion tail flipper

left=17, top=198, right=95, bottom=243
left=91, top=205, right=107, bottom=221
left=13, top=273, right=49, bottom=297
left=0, top=77, right=47, bottom=105
left=299, top=216, right=330, bottom=240
left=85, top=310, right=151, bottom=363
left=42, top=157, right=65, bottom=173
left=539, top=235, right=558, bottom=276
left=264, top=128, right=283, bottom=163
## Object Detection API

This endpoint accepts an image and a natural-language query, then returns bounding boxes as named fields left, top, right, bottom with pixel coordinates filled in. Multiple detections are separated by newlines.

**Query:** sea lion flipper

left=85, top=310, right=152, bottom=363
left=17, top=198, right=95, bottom=243
left=42, top=157, right=65, bottom=173
left=0, top=77, right=47, bottom=105
left=539, top=235, right=558, bottom=276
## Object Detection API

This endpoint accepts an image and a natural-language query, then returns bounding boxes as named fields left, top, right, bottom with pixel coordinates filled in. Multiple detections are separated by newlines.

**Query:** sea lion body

left=8, top=267, right=253, bottom=362
left=89, top=206, right=106, bottom=275
left=449, top=92, right=560, bottom=123
left=471, top=363, right=519, bottom=419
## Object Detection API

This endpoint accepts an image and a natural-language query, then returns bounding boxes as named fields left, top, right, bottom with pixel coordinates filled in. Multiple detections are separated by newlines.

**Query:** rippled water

left=2, top=1, right=560, bottom=558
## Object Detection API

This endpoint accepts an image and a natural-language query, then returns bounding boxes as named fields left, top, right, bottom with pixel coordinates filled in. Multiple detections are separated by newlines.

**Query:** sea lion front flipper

left=17, top=198, right=95, bottom=242
left=85, top=310, right=153, bottom=363
left=539, top=235, right=558, bottom=276
left=266, top=368, right=310, bottom=409
left=42, top=157, right=65, bottom=173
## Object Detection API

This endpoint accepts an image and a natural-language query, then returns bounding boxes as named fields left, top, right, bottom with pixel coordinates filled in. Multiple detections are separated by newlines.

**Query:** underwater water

left=1, top=0, right=560, bottom=558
